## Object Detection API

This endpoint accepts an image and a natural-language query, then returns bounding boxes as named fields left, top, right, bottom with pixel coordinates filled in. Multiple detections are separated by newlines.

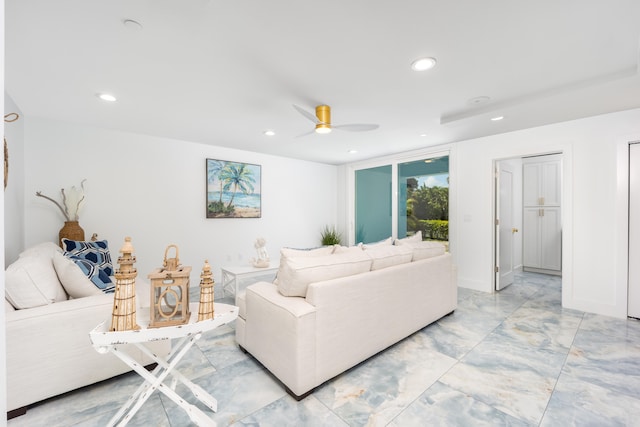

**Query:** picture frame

left=206, top=158, right=261, bottom=218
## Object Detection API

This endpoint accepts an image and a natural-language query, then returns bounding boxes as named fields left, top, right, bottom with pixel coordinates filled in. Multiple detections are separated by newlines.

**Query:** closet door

left=522, top=155, right=561, bottom=273
left=629, top=144, right=640, bottom=318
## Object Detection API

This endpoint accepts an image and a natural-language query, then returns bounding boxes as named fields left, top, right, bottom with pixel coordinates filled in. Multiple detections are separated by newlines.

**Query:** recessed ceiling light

left=263, top=130, right=275, bottom=136
left=420, top=133, right=428, bottom=137
left=491, top=116, right=504, bottom=121
left=97, top=93, right=117, bottom=102
left=348, top=149, right=358, bottom=154
left=411, top=57, right=437, bottom=71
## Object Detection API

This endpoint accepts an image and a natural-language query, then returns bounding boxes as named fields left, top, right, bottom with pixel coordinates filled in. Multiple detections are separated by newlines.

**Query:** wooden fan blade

left=293, top=104, right=321, bottom=124
left=333, top=124, right=379, bottom=132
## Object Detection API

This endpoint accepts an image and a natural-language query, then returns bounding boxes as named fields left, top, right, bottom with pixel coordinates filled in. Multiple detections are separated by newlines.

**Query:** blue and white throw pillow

left=61, top=238, right=114, bottom=276
left=66, top=255, right=114, bottom=293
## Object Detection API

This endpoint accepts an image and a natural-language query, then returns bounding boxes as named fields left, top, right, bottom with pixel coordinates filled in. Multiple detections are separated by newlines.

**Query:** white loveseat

left=235, top=235, right=457, bottom=398
left=4, top=242, right=171, bottom=417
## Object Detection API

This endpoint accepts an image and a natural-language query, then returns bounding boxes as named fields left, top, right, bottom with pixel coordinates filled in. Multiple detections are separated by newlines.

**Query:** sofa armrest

left=243, top=281, right=317, bottom=396
left=6, top=293, right=113, bottom=322
left=6, top=292, right=170, bottom=411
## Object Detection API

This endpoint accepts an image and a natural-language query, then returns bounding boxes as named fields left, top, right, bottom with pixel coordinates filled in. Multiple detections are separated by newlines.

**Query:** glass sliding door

left=352, top=153, right=450, bottom=246
left=355, top=165, right=392, bottom=244
left=398, top=156, right=449, bottom=243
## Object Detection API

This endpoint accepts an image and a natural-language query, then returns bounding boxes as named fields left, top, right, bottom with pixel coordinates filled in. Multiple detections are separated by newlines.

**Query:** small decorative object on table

left=35, top=179, right=87, bottom=246
left=148, top=244, right=191, bottom=328
left=110, top=237, right=141, bottom=332
left=198, top=260, right=215, bottom=321
left=251, top=237, right=270, bottom=268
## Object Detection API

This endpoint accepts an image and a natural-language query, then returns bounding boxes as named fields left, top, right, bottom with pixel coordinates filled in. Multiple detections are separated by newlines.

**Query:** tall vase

left=59, top=221, right=85, bottom=247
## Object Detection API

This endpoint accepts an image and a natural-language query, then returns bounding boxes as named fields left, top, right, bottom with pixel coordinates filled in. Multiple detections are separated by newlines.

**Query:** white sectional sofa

left=4, top=242, right=171, bottom=417
left=235, top=235, right=457, bottom=399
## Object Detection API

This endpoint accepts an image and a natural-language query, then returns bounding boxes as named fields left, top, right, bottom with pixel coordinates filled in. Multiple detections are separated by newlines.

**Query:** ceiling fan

left=293, top=104, right=379, bottom=136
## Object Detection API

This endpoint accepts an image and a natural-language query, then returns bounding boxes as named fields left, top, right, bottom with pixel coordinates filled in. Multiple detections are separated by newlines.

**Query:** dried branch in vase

left=35, top=179, right=86, bottom=221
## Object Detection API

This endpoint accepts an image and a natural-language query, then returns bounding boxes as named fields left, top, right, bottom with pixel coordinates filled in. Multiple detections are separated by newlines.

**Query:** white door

left=629, top=143, right=640, bottom=318
left=496, top=162, right=515, bottom=290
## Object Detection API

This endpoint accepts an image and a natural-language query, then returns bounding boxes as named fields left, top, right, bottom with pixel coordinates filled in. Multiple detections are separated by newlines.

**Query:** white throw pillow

left=5, top=298, right=16, bottom=312
left=277, top=251, right=372, bottom=297
left=5, top=253, right=68, bottom=309
left=400, top=240, right=446, bottom=260
left=394, top=230, right=422, bottom=245
left=280, top=246, right=335, bottom=258
left=333, top=245, right=364, bottom=254
left=363, top=245, right=413, bottom=270
left=361, top=236, right=394, bottom=249
left=52, top=251, right=104, bottom=298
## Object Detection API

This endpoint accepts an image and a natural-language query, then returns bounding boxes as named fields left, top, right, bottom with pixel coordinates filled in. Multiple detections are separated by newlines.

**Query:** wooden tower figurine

left=109, top=237, right=141, bottom=331
left=148, top=244, right=191, bottom=328
left=198, top=260, right=215, bottom=321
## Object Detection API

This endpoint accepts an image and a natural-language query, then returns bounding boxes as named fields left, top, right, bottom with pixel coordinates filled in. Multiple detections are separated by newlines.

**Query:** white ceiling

left=6, top=1, right=640, bottom=165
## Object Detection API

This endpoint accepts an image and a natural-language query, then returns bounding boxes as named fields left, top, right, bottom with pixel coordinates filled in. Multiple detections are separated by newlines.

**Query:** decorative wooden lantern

left=110, top=237, right=141, bottom=331
left=148, top=244, right=191, bottom=328
left=198, top=260, right=215, bottom=321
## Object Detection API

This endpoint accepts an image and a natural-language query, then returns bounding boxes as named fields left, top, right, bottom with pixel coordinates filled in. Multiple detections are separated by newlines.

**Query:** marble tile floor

left=8, top=272, right=640, bottom=426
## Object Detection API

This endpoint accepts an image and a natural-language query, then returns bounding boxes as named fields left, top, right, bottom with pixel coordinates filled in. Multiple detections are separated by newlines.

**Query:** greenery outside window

left=398, top=156, right=449, bottom=243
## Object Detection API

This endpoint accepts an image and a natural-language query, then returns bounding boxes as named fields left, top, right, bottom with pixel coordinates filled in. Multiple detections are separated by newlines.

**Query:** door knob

left=512, top=228, right=519, bottom=233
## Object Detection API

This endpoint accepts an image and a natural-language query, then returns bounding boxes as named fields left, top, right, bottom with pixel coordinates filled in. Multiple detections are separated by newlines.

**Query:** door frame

left=615, top=137, right=640, bottom=318
left=492, top=151, right=564, bottom=293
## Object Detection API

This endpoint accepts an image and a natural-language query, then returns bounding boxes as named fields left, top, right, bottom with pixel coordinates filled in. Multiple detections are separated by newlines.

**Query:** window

left=353, top=154, right=449, bottom=245
left=398, top=156, right=449, bottom=242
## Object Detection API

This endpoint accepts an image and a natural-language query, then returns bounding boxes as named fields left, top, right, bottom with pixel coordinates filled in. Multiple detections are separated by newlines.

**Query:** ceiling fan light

left=315, top=125, right=331, bottom=134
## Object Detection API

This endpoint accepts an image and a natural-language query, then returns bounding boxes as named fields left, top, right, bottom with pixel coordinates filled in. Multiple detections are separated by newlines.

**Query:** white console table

left=220, top=263, right=278, bottom=298
left=89, top=302, right=238, bottom=427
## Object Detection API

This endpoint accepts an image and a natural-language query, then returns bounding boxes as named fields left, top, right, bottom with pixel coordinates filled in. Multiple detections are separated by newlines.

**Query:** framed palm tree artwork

left=206, top=159, right=261, bottom=218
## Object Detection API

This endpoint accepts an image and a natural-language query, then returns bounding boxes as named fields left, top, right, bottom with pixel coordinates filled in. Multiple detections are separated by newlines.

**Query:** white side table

left=220, top=263, right=278, bottom=298
left=89, top=302, right=238, bottom=427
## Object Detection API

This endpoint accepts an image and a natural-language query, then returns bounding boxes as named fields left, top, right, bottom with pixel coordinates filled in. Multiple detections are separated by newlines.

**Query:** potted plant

left=320, top=225, right=342, bottom=246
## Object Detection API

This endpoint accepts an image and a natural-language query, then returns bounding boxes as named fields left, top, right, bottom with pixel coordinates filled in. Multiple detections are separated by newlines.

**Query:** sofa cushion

left=61, top=239, right=114, bottom=276
left=276, top=246, right=336, bottom=285
left=396, top=240, right=446, bottom=260
left=5, top=253, right=68, bottom=309
left=363, top=245, right=413, bottom=270
left=52, top=251, right=109, bottom=298
left=5, top=298, right=16, bottom=312
left=277, top=251, right=372, bottom=297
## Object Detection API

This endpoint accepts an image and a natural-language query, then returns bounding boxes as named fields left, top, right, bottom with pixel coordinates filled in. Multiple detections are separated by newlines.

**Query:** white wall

left=3, top=94, right=24, bottom=265
left=453, top=108, right=640, bottom=318
left=22, top=117, right=338, bottom=284
left=339, top=108, right=640, bottom=318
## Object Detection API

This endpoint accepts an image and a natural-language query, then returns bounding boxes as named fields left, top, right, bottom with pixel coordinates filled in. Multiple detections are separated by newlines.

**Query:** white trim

left=490, top=145, right=573, bottom=311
